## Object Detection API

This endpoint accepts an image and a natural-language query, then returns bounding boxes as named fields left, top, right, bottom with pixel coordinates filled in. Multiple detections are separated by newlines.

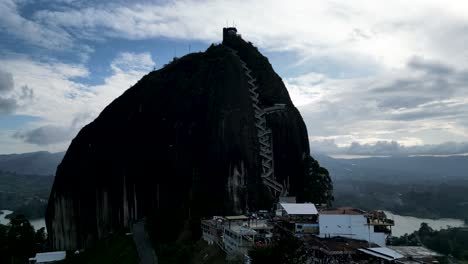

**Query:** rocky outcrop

left=46, top=28, right=321, bottom=250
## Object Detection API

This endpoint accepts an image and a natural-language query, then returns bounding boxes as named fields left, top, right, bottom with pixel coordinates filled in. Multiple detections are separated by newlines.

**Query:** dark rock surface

left=46, top=29, right=321, bottom=250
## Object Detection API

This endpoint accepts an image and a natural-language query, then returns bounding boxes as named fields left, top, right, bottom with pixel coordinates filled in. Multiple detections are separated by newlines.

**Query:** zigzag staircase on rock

left=225, top=46, right=285, bottom=196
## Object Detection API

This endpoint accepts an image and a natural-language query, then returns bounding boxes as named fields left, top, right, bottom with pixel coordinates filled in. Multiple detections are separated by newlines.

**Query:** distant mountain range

left=313, top=153, right=468, bottom=184
left=0, top=151, right=64, bottom=176
left=312, top=153, right=468, bottom=220
left=0, top=150, right=467, bottom=221
left=0, top=150, right=465, bottom=182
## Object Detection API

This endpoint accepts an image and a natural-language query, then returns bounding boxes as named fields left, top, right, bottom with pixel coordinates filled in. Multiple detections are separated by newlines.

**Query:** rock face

left=46, top=29, right=314, bottom=250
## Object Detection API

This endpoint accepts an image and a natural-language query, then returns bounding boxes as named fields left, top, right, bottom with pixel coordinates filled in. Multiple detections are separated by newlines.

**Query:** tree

left=7, top=215, right=35, bottom=263
left=299, top=155, right=334, bottom=206
left=390, top=224, right=468, bottom=262
left=34, top=227, right=47, bottom=252
left=0, top=224, right=9, bottom=263
left=419, top=222, right=433, bottom=237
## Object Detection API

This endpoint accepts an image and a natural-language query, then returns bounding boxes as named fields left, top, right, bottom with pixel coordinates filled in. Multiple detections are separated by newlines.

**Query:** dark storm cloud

left=347, top=141, right=401, bottom=155
left=376, top=96, right=433, bottom=110
left=0, top=97, right=17, bottom=114
left=19, top=85, right=34, bottom=101
left=387, top=99, right=466, bottom=121
left=0, top=85, right=35, bottom=115
left=390, top=110, right=460, bottom=121
left=0, top=70, right=17, bottom=114
left=0, top=70, right=34, bottom=115
left=350, top=57, right=468, bottom=119
left=0, top=70, right=14, bottom=93
left=370, top=58, right=458, bottom=109
left=13, top=125, right=73, bottom=145
left=372, top=77, right=454, bottom=109
left=14, top=112, right=92, bottom=145
left=407, top=57, right=454, bottom=75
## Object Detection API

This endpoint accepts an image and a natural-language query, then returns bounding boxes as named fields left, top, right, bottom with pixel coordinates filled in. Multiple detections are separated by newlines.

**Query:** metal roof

left=389, top=246, right=442, bottom=257
left=230, top=225, right=257, bottom=236
left=359, top=247, right=404, bottom=261
left=29, top=251, right=66, bottom=263
left=280, top=203, right=318, bottom=215
left=225, top=215, right=249, bottom=221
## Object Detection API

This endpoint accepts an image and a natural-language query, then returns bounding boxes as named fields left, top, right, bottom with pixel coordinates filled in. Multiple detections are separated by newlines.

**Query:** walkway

left=132, top=220, right=158, bottom=264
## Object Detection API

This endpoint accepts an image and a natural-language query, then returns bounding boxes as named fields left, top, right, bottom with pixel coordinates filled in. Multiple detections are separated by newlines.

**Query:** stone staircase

left=225, top=46, right=285, bottom=196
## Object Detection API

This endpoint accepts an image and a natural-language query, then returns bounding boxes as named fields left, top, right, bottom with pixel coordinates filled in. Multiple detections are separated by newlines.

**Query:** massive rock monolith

left=46, top=28, right=329, bottom=250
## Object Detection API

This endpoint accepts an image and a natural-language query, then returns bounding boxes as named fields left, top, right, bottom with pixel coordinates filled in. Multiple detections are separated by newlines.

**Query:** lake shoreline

left=0, top=209, right=46, bottom=232
left=384, top=211, right=467, bottom=237
left=2, top=208, right=466, bottom=238
left=387, top=210, right=465, bottom=221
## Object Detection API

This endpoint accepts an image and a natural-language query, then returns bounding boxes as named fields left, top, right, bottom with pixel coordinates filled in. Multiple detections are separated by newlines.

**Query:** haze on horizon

left=1, top=0, right=468, bottom=157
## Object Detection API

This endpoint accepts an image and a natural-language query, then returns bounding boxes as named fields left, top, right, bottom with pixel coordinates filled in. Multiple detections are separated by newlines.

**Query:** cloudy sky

left=1, top=0, right=468, bottom=156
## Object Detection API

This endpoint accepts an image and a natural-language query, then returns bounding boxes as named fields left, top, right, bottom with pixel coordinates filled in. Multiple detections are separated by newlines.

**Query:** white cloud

left=27, top=0, right=468, bottom=72
left=284, top=73, right=328, bottom=107
left=4, top=0, right=468, bottom=75
left=310, top=139, right=468, bottom=156
left=0, top=57, right=90, bottom=122
left=2, top=0, right=468, bottom=153
left=290, top=55, right=468, bottom=147
left=111, top=52, right=155, bottom=73
left=88, top=52, right=154, bottom=112
left=0, top=51, right=154, bottom=152
left=0, top=0, right=73, bottom=50
left=0, top=129, right=67, bottom=154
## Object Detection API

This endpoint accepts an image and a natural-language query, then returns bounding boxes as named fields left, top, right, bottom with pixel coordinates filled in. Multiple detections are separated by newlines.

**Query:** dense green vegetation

left=58, top=231, right=139, bottom=264
left=389, top=223, right=468, bottom=261
left=0, top=170, right=53, bottom=219
left=0, top=215, right=47, bottom=264
left=299, top=155, right=334, bottom=206
left=6, top=198, right=48, bottom=220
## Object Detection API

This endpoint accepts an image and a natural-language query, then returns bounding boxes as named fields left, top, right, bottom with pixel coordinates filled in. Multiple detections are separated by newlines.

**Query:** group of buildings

left=201, top=198, right=442, bottom=263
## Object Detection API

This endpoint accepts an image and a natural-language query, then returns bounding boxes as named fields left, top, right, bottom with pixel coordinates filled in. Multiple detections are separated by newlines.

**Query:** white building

left=201, top=215, right=273, bottom=258
left=223, top=224, right=256, bottom=255
left=276, top=203, right=319, bottom=234
left=201, top=218, right=224, bottom=245
left=29, top=251, right=66, bottom=264
left=319, top=208, right=393, bottom=246
left=222, top=215, right=274, bottom=254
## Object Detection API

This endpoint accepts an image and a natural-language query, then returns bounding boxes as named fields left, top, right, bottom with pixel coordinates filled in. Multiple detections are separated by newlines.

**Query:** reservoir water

left=384, top=211, right=466, bottom=237
left=0, top=209, right=46, bottom=231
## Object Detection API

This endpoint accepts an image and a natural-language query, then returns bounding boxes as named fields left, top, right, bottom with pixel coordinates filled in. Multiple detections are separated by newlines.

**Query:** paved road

left=133, top=220, right=158, bottom=264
